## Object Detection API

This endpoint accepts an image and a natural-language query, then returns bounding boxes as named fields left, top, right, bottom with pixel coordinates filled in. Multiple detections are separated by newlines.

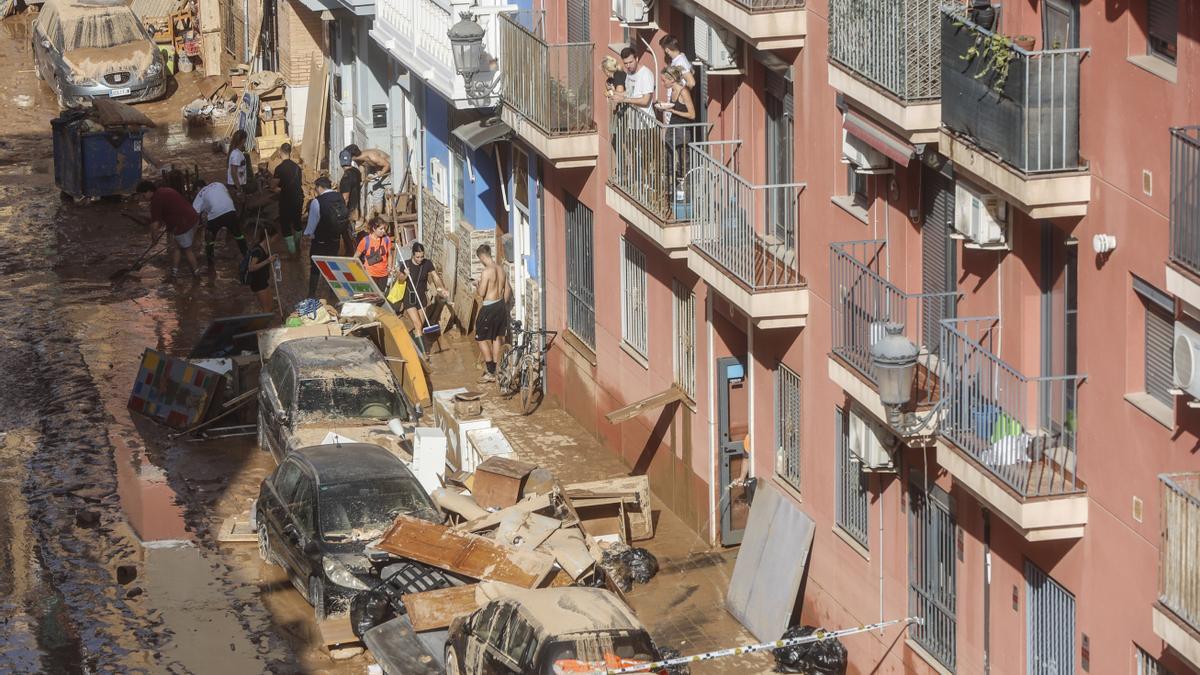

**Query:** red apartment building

left=490, top=0, right=1200, bottom=672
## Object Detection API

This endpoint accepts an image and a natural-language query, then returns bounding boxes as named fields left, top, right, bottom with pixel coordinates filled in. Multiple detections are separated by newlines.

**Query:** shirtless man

left=344, top=145, right=391, bottom=184
left=473, top=244, right=512, bottom=383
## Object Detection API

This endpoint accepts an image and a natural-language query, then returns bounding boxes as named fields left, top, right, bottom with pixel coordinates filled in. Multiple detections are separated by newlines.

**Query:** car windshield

left=543, top=632, right=656, bottom=675
left=318, top=477, right=436, bottom=542
left=62, top=12, right=144, bottom=51
left=296, top=377, right=401, bottom=421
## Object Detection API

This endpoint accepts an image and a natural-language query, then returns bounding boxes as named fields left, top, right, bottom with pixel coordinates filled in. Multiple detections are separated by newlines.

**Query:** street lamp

left=448, top=14, right=487, bottom=79
left=871, top=323, right=919, bottom=409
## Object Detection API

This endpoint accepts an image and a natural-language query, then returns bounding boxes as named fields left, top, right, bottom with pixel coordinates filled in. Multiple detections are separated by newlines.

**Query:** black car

left=445, top=587, right=665, bottom=675
left=253, top=443, right=441, bottom=620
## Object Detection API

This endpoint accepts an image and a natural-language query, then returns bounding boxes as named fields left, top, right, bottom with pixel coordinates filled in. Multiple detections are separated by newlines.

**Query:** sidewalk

left=424, top=334, right=774, bottom=674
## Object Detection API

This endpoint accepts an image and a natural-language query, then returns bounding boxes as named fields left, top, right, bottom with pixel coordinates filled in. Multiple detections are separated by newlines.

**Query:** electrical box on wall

left=953, top=180, right=1010, bottom=250
left=429, top=157, right=448, bottom=204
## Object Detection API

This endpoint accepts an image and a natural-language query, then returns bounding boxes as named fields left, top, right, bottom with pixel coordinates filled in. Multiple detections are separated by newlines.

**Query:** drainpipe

left=242, top=0, right=250, bottom=63
left=707, top=295, right=718, bottom=544
left=537, top=171, right=545, bottom=333
left=983, top=509, right=992, bottom=675
left=746, top=315, right=755, bottom=480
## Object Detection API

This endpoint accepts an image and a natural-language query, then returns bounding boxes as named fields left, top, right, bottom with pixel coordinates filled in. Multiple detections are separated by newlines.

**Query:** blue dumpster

left=51, top=111, right=145, bottom=199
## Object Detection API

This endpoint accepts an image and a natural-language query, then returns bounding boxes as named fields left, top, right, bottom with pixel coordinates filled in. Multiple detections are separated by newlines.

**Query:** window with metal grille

left=672, top=280, right=696, bottom=398
left=620, top=238, right=648, bottom=357
left=223, top=1, right=242, bottom=56
left=775, top=366, right=802, bottom=492
left=567, top=0, right=590, bottom=42
left=565, top=198, right=596, bottom=348
left=1148, top=0, right=1178, bottom=63
left=835, top=408, right=869, bottom=548
left=1025, top=561, right=1075, bottom=675
left=908, top=478, right=956, bottom=671
left=1137, top=278, right=1174, bottom=407
left=1136, top=645, right=1173, bottom=675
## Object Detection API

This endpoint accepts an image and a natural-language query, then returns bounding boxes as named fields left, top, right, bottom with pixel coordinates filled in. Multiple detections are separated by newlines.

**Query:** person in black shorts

left=472, top=244, right=512, bottom=383
left=273, top=143, right=304, bottom=250
left=245, top=227, right=278, bottom=314
left=396, top=242, right=448, bottom=353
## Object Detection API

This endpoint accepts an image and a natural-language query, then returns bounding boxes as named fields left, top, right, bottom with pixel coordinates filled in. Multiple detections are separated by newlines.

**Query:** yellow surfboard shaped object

left=377, top=312, right=431, bottom=408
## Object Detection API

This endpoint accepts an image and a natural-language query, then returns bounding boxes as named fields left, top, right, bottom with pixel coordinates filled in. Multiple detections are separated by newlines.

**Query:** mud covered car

left=253, top=443, right=442, bottom=620
left=445, top=587, right=669, bottom=675
left=32, top=0, right=168, bottom=108
left=258, top=336, right=413, bottom=463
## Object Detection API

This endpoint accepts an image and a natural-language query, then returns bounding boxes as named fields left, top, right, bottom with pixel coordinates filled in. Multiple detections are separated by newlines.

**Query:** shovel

left=110, top=214, right=164, bottom=281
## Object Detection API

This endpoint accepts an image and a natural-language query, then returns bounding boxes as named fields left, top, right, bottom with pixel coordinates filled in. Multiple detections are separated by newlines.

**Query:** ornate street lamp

left=871, top=323, right=919, bottom=409
left=448, top=14, right=487, bottom=79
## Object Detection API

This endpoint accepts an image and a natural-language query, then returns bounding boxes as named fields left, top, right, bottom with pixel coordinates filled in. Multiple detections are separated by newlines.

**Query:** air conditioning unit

left=694, top=15, right=739, bottom=72
left=953, top=181, right=1009, bottom=250
left=848, top=407, right=894, bottom=472
left=613, top=0, right=654, bottom=25
left=842, top=130, right=889, bottom=172
left=1175, top=321, right=1200, bottom=399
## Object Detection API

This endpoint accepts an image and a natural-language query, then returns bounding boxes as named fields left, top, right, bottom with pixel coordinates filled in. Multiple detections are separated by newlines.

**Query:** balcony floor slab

left=1154, top=604, right=1200, bottom=671
left=606, top=185, right=692, bottom=254
left=690, top=0, right=806, bottom=49
left=501, top=106, right=598, bottom=169
left=688, top=247, right=808, bottom=327
left=828, top=63, right=940, bottom=143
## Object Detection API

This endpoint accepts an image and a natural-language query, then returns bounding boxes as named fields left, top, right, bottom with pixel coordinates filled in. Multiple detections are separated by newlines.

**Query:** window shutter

left=567, top=0, right=589, bottom=43
left=921, top=164, right=957, bottom=354
left=1145, top=303, right=1175, bottom=406
left=1149, top=0, right=1178, bottom=42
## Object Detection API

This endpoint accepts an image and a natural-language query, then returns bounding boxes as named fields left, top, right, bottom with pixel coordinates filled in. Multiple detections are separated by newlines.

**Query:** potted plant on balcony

left=959, top=29, right=1017, bottom=93
left=1014, top=34, right=1035, bottom=50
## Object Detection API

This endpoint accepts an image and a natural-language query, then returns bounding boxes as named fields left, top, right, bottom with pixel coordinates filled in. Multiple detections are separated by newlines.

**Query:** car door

left=494, top=611, right=537, bottom=673
left=262, top=458, right=305, bottom=552
left=278, top=469, right=319, bottom=581
left=259, top=354, right=295, bottom=462
left=463, top=603, right=505, bottom=675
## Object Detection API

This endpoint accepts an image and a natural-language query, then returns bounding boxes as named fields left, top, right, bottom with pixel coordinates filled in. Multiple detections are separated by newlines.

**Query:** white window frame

left=620, top=238, right=648, bottom=357
left=672, top=280, right=696, bottom=398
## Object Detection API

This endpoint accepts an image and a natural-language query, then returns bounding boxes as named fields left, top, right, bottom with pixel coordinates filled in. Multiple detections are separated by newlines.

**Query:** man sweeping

left=395, top=242, right=448, bottom=354
left=473, top=244, right=512, bottom=383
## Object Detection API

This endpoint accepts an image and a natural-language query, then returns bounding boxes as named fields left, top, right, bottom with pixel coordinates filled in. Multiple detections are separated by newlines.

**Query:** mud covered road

left=0, top=13, right=365, bottom=673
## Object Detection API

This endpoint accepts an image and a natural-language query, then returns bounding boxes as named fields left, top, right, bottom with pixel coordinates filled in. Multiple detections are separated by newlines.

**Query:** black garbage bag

left=350, top=560, right=456, bottom=638
left=772, top=625, right=848, bottom=674
left=622, top=547, right=659, bottom=584
left=599, top=545, right=633, bottom=592
left=350, top=588, right=396, bottom=639
left=656, top=646, right=691, bottom=675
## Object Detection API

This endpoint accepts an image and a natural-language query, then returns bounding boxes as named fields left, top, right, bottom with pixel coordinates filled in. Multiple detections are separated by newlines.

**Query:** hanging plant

left=959, top=27, right=1017, bottom=93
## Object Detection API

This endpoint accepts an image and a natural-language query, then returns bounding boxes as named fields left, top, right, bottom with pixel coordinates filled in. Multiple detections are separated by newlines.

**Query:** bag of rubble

left=656, top=646, right=691, bottom=675
left=772, top=625, right=848, bottom=674
left=591, top=543, right=633, bottom=592
left=621, top=547, right=659, bottom=584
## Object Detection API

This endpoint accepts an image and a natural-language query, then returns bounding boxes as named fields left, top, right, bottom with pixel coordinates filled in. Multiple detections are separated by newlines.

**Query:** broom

left=393, top=243, right=441, bottom=336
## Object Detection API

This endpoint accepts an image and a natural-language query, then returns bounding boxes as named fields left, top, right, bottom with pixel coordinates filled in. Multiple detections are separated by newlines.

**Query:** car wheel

left=308, top=576, right=327, bottom=622
left=257, top=523, right=277, bottom=566
left=445, top=646, right=462, bottom=675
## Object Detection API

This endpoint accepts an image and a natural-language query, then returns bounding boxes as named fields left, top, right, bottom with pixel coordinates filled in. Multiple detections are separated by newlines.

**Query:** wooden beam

left=401, top=585, right=481, bottom=632
left=377, top=515, right=554, bottom=588
left=604, top=386, right=687, bottom=424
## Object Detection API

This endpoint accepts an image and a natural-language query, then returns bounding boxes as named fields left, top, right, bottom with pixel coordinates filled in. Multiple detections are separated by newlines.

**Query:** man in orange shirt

left=354, top=216, right=392, bottom=294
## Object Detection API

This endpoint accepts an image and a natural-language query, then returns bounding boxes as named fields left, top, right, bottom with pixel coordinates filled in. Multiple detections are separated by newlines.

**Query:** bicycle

left=497, top=320, right=558, bottom=415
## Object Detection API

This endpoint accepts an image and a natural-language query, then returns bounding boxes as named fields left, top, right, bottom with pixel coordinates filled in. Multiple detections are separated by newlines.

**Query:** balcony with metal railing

left=827, top=0, right=941, bottom=139
left=1168, top=128, right=1200, bottom=311
left=371, top=0, right=503, bottom=108
left=687, top=141, right=808, bottom=328
left=938, top=7, right=1091, bottom=218
left=1154, top=473, right=1200, bottom=670
left=936, top=317, right=1087, bottom=541
left=691, top=0, right=807, bottom=50
left=498, top=12, right=597, bottom=168
left=605, top=105, right=709, bottom=256
left=828, top=240, right=955, bottom=438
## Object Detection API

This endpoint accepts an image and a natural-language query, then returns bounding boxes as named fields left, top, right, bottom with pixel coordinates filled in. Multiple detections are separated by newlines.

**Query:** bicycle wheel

left=519, top=356, right=543, bottom=415
left=496, top=344, right=518, bottom=395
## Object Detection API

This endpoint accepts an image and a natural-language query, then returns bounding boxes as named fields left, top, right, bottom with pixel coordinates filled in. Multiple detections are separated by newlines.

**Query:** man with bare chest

left=473, top=244, right=511, bottom=383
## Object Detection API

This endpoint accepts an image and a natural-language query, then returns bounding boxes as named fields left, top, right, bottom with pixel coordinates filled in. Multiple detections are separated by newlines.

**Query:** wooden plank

left=401, top=585, right=481, bottom=632
left=604, top=386, right=687, bottom=424
left=317, top=614, right=359, bottom=647
left=300, top=54, right=328, bottom=169
left=540, top=527, right=593, bottom=580
left=377, top=515, right=555, bottom=588
left=377, top=311, right=431, bottom=407
left=494, top=510, right=560, bottom=551
left=454, top=494, right=551, bottom=534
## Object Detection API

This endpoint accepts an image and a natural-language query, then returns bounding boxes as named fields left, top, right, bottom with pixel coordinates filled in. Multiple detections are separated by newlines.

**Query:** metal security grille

left=620, top=238, right=648, bottom=357
left=835, top=408, right=869, bottom=548
left=828, top=0, right=942, bottom=102
left=565, top=198, right=595, bottom=348
left=1172, top=127, right=1200, bottom=276
left=1136, top=645, right=1173, bottom=675
left=921, top=164, right=956, bottom=355
left=1145, top=302, right=1175, bottom=407
left=567, top=0, right=589, bottom=43
left=672, top=281, right=696, bottom=398
left=1148, top=0, right=1179, bottom=61
left=1025, top=561, right=1075, bottom=675
left=775, top=366, right=802, bottom=492
left=908, top=480, right=956, bottom=671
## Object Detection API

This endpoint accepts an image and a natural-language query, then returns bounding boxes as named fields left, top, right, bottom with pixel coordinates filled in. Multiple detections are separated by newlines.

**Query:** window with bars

left=1136, top=279, right=1174, bottom=408
left=620, top=238, right=648, bottom=357
left=775, top=366, right=802, bottom=492
left=223, top=1, right=242, bottom=56
left=1136, top=646, right=1173, bottom=675
left=908, top=478, right=956, bottom=672
left=565, top=198, right=595, bottom=348
left=672, top=280, right=696, bottom=398
left=1026, top=561, right=1075, bottom=675
left=835, top=408, right=869, bottom=549
left=1148, top=0, right=1178, bottom=63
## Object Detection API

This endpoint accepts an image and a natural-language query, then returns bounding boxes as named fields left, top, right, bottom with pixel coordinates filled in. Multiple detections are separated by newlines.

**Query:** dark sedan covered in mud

left=253, top=443, right=441, bottom=620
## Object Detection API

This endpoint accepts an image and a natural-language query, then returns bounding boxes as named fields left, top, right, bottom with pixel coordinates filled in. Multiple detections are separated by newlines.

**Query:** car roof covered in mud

left=276, top=336, right=390, bottom=378
left=293, top=443, right=408, bottom=485
left=498, top=587, right=646, bottom=637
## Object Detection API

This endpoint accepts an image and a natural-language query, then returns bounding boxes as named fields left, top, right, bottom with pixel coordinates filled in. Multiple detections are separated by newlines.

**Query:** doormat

left=128, top=349, right=223, bottom=429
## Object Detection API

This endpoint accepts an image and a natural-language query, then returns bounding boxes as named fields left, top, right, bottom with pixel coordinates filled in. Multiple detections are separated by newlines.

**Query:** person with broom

left=395, top=242, right=447, bottom=354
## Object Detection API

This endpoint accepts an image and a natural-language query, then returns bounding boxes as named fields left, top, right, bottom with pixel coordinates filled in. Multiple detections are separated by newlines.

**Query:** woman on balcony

left=656, top=66, right=696, bottom=206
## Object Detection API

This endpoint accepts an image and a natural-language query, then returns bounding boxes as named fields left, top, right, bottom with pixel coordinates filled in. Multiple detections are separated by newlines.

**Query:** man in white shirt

left=192, top=180, right=247, bottom=266
left=614, top=47, right=654, bottom=115
left=660, top=35, right=696, bottom=89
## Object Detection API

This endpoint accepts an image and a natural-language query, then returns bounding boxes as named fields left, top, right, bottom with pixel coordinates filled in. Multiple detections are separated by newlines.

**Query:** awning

left=843, top=110, right=916, bottom=167
left=452, top=118, right=513, bottom=152
left=605, top=386, right=687, bottom=424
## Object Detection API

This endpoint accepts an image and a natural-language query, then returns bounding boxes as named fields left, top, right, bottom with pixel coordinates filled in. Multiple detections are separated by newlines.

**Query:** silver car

left=32, top=0, right=167, bottom=108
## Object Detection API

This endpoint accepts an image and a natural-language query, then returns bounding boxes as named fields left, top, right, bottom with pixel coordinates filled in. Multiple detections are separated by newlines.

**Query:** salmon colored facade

left=508, top=0, right=1200, bottom=672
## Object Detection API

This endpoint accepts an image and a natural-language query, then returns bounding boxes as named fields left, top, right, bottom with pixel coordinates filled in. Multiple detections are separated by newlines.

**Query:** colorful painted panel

left=311, top=255, right=385, bottom=303
left=128, top=349, right=223, bottom=429
left=189, top=313, right=276, bottom=358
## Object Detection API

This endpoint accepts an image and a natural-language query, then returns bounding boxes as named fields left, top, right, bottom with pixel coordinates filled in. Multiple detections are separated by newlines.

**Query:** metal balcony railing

left=830, top=240, right=956, bottom=409
left=609, top=104, right=708, bottom=223
left=688, top=141, right=806, bottom=290
left=499, top=12, right=594, bottom=137
left=829, top=0, right=941, bottom=102
left=1171, top=127, right=1200, bottom=277
left=1160, top=473, right=1200, bottom=632
left=940, top=8, right=1087, bottom=173
left=939, top=318, right=1084, bottom=498
left=730, top=0, right=805, bottom=10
